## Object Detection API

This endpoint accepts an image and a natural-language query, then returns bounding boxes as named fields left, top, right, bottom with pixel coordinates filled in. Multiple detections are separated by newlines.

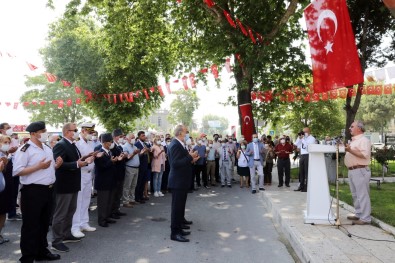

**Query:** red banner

left=239, top=103, right=254, bottom=142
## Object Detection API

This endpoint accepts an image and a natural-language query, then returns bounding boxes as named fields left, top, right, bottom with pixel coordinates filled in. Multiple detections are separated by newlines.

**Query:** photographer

left=294, top=127, right=316, bottom=192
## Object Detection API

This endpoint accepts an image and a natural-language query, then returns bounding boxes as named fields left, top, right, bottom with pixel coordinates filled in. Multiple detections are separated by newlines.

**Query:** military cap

left=26, top=121, right=46, bottom=133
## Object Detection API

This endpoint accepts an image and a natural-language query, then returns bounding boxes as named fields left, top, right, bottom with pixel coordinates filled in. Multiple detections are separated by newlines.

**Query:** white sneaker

left=71, top=230, right=85, bottom=238
left=154, top=192, right=159, bottom=197
left=158, top=191, right=164, bottom=197
left=81, top=225, right=97, bottom=232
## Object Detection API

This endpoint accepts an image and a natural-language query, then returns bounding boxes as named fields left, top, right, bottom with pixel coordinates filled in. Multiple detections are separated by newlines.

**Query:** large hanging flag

left=304, top=0, right=363, bottom=93
left=239, top=103, right=254, bottom=142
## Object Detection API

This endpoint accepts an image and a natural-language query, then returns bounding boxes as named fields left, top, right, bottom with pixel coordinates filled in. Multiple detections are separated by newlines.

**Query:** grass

left=330, top=183, right=395, bottom=227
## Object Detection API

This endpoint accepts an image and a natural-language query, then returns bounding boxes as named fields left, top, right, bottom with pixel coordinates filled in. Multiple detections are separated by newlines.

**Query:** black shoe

left=259, top=188, right=265, bottom=191
left=294, top=187, right=302, bottom=191
left=278, top=185, right=283, bottom=187
left=204, top=186, right=210, bottom=189
left=227, top=185, right=232, bottom=188
left=110, top=214, right=120, bottom=219
left=285, top=184, right=290, bottom=187
left=171, top=234, right=190, bottom=242
left=99, top=222, right=109, bottom=227
left=181, top=230, right=191, bottom=236
left=136, top=200, right=146, bottom=204
left=252, top=190, right=257, bottom=194
left=183, top=219, right=193, bottom=225
left=106, top=219, right=116, bottom=224
left=301, top=189, right=307, bottom=192
left=63, top=236, right=82, bottom=243
left=142, top=197, right=150, bottom=201
left=221, top=185, right=225, bottom=188
left=115, top=211, right=127, bottom=216
left=51, top=243, right=69, bottom=253
left=181, top=225, right=190, bottom=229
left=35, top=252, right=61, bottom=261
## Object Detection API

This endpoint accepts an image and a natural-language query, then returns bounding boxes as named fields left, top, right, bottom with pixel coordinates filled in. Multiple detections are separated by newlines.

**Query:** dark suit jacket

left=110, top=144, right=126, bottom=181
left=167, top=138, right=193, bottom=190
left=94, top=148, right=117, bottom=191
left=135, top=140, right=150, bottom=171
left=53, top=138, right=81, bottom=193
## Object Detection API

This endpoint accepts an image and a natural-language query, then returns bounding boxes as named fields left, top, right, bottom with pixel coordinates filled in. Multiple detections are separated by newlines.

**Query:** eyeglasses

left=69, top=129, right=78, bottom=132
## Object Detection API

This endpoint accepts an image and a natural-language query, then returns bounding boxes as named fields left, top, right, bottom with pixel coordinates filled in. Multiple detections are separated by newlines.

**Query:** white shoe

left=158, top=191, right=164, bottom=197
left=72, top=230, right=85, bottom=238
left=81, top=225, right=96, bottom=232
left=154, top=192, right=159, bottom=197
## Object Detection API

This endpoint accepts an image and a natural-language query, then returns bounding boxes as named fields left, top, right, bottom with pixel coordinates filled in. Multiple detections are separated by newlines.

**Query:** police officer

left=13, top=121, right=63, bottom=263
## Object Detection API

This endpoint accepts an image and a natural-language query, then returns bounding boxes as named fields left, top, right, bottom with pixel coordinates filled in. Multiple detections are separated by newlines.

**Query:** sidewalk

left=261, top=166, right=395, bottom=263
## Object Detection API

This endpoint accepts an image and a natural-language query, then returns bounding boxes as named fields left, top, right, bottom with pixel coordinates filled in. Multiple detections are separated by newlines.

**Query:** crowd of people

left=0, top=119, right=372, bottom=261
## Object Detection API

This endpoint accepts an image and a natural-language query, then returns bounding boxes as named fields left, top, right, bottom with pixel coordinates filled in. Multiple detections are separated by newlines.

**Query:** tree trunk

left=235, top=67, right=256, bottom=136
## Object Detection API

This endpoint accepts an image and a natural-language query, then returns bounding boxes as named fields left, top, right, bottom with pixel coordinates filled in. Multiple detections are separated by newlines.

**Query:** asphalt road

left=0, top=184, right=297, bottom=263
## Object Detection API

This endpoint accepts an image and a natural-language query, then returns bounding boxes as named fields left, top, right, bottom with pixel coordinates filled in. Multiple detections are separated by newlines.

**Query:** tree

left=356, top=94, right=395, bottom=139
left=63, top=0, right=310, bottom=137
left=41, top=6, right=178, bottom=130
left=20, top=75, right=92, bottom=128
left=343, top=0, right=395, bottom=140
left=279, top=100, right=345, bottom=139
left=167, top=89, right=199, bottom=128
left=201, top=114, right=229, bottom=136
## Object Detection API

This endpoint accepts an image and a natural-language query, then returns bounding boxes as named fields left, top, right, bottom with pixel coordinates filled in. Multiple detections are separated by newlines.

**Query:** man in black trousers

left=13, top=121, right=63, bottom=262
left=51, top=123, right=94, bottom=253
left=167, top=125, right=199, bottom=242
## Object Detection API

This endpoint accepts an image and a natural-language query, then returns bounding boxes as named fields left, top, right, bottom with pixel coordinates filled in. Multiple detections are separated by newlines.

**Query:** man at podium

left=344, top=120, right=372, bottom=225
left=294, top=127, right=316, bottom=192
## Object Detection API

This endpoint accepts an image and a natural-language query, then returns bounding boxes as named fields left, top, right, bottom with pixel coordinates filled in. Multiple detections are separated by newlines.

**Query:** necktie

left=223, top=147, right=227, bottom=161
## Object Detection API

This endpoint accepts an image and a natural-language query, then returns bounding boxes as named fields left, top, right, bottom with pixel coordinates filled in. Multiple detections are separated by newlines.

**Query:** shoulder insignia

left=20, top=144, right=31, bottom=152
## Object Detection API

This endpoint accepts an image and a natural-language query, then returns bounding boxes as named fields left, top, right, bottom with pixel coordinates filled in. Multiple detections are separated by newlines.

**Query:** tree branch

left=266, top=0, right=299, bottom=39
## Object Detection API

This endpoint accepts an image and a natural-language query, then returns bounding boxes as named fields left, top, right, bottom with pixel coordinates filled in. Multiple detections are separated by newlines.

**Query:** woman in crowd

left=151, top=136, right=166, bottom=197
left=264, top=144, right=276, bottom=185
left=236, top=140, right=250, bottom=188
left=0, top=135, right=12, bottom=244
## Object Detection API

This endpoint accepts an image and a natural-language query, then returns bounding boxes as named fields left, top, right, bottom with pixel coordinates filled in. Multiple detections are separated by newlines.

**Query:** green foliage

left=356, top=94, right=395, bottom=133
left=21, top=75, right=92, bottom=128
left=167, top=89, right=199, bottom=128
left=201, top=114, right=229, bottom=136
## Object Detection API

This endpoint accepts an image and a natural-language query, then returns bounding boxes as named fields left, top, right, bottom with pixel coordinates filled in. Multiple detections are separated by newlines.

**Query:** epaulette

left=20, top=144, right=31, bottom=152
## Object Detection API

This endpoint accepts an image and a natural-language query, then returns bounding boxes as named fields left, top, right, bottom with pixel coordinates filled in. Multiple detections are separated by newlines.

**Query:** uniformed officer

left=13, top=121, right=63, bottom=263
left=71, top=123, right=97, bottom=238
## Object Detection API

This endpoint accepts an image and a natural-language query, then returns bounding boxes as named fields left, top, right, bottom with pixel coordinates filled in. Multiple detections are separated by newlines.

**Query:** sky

left=0, top=0, right=238, bottom=133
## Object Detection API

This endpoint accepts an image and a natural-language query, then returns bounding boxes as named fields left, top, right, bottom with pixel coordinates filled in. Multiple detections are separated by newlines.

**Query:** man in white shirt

left=294, top=127, right=316, bottom=192
left=72, top=123, right=97, bottom=238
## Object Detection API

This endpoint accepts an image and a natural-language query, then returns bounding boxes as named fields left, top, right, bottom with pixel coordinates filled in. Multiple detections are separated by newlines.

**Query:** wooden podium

left=304, top=144, right=345, bottom=224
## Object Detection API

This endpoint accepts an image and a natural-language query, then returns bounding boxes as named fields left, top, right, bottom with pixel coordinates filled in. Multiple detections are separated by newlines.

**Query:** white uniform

left=13, top=141, right=56, bottom=185
left=72, top=135, right=95, bottom=232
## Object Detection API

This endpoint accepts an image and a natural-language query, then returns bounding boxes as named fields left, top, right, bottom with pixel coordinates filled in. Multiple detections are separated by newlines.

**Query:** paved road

left=0, top=184, right=297, bottom=263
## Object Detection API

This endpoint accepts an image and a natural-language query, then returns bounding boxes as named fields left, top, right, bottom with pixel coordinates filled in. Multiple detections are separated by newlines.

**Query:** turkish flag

left=44, top=72, right=57, bottom=83
left=165, top=83, right=171, bottom=94
left=225, top=58, right=232, bottom=73
left=62, top=80, right=71, bottom=87
left=211, top=64, right=219, bottom=78
left=182, top=76, right=189, bottom=90
left=329, top=90, right=338, bottom=99
left=375, top=85, right=382, bottom=95
left=384, top=84, right=393, bottom=94
left=304, top=0, right=363, bottom=93
left=383, top=0, right=395, bottom=17
left=26, top=62, right=38, bottom=71
left=189, top=73, right=196, bottom=88
left=239, top=103, right=254, bottom=142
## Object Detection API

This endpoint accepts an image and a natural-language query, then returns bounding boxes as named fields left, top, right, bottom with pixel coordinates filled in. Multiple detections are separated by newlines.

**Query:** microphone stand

left=335, top=141, right=341, bottom=228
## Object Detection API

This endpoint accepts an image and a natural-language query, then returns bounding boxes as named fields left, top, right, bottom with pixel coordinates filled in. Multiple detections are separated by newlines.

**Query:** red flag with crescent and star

left=239, top=103, right=254, bottom=142
left=304, top=0, right=363, bottom=93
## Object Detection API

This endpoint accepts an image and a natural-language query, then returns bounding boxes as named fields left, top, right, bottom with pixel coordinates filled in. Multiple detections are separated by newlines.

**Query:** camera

left=297, top=131, right=304, bottom=136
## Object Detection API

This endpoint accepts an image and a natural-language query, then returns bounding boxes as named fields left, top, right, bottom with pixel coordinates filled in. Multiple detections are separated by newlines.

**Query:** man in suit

left=110, top=129, right=128, bottom=218
left=94, top=133, right=121, bottom=227
left=167, top=125, right=199, bottom=242
left=218, top=139, right=234, bottom=187
left=245, top=134, right=266, bottom=194
left=134, top=131, right=150, bottom=203
left=51, top=123, right=94, bottom=253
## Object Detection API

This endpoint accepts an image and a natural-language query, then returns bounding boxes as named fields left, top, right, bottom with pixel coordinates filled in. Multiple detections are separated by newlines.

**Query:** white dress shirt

left=253, top=143, right=260, bottom=160
left=13, top=140, right=56, bottom=185
left=76, top=135, right=95, bottom=173
left=295, top=135, right=316, bottom=155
